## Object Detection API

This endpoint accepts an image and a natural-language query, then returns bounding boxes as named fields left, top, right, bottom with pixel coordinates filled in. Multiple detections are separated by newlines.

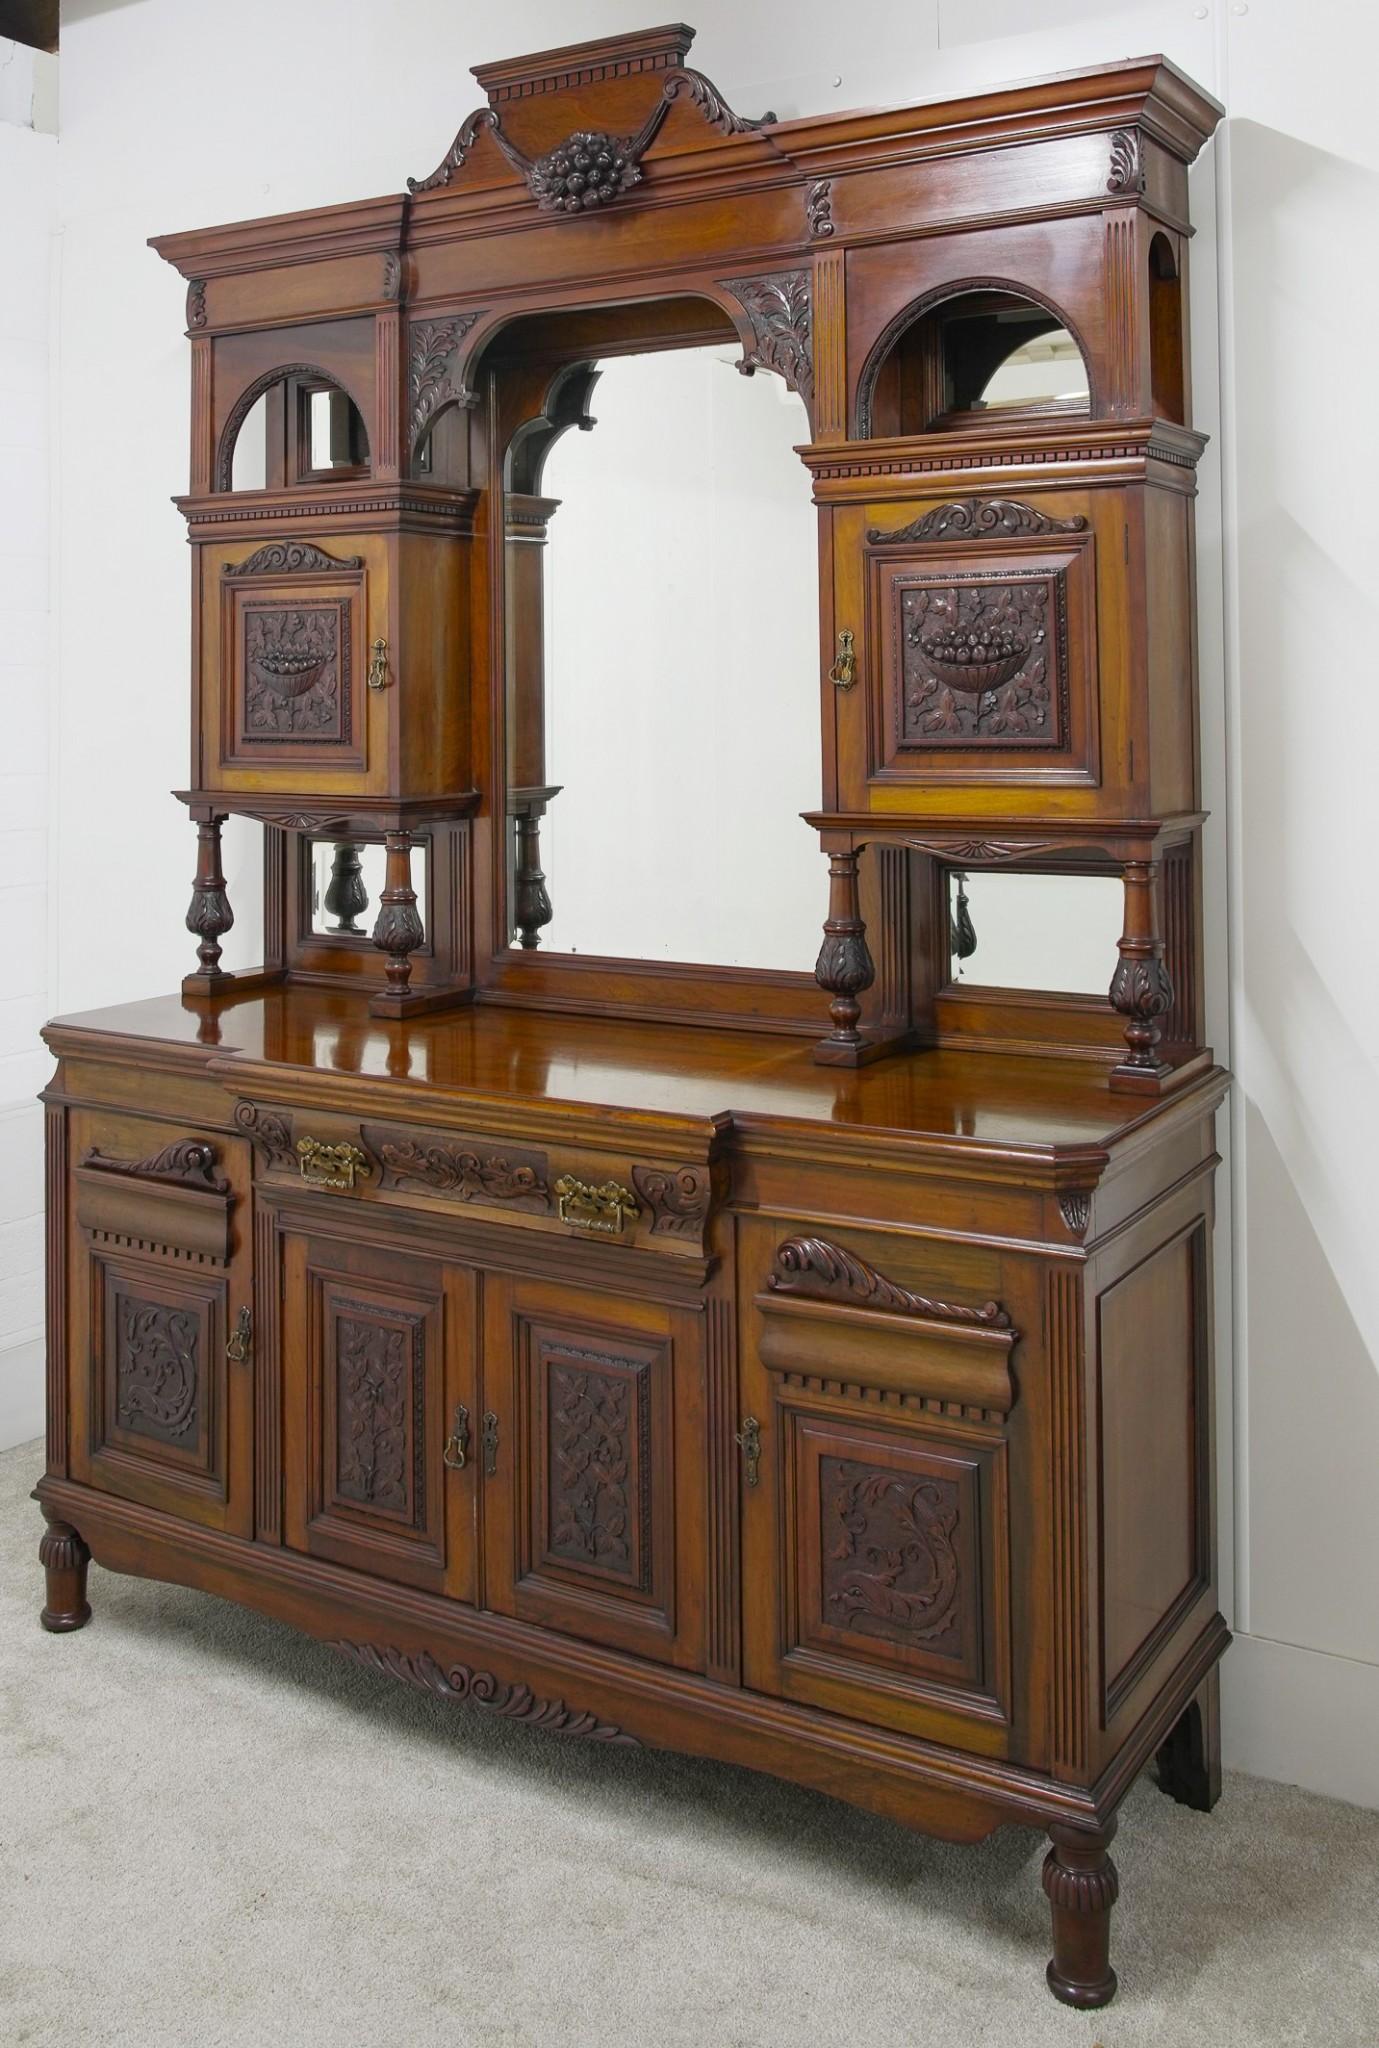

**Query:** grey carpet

left=1, top=1442, right=1375, bottom=2048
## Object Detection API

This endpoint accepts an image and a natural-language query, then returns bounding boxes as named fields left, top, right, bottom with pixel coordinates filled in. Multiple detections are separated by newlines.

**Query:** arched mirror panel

left=502, top=339, right=823, bottom=971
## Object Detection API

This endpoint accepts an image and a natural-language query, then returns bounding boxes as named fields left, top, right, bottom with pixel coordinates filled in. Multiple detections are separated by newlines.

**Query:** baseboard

left=0, top=1334, right=44, bottom=1452
left=1222, top=1630, right=1379, bottom=1810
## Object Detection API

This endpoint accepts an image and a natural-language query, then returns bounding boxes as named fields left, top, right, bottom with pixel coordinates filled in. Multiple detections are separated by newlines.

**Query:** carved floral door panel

left=66, top=1108, right=253, bottom=1537
left=481, top=1276, right=706, bottom=1671
left=281, top=1230, right=477, bottom=1600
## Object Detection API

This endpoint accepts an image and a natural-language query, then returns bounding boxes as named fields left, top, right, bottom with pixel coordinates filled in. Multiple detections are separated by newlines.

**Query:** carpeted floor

left=2, top=1441, right=1376, bottom=2048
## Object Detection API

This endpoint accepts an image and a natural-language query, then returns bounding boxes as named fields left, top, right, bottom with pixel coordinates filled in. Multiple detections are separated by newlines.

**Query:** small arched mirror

left=222, top=372, right=369, bottom=491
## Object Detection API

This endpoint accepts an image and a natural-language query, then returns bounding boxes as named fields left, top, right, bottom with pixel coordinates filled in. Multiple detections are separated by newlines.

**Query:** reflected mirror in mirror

left=504, top=341, right=822, bottom=971
left=230, top=393, right=268, bottom=491
left=309, top=839, right=428, bottom=942
left=948, top=870, right=1122, bottom=994
left=977, top=326, right=1088, bottom=411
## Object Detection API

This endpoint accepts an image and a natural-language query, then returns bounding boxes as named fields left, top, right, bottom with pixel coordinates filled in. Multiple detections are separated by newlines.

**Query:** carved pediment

left=407, top=24, right=776, bottom=206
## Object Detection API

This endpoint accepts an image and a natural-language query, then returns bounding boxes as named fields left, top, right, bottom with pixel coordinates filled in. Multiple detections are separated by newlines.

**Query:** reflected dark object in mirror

left=950, top=874, right=977, bottom=965
left=323, top=842, right=369, bottom=934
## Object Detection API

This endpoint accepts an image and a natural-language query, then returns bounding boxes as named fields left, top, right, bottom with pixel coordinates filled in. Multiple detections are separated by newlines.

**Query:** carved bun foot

left=1042, top=1821, right=1119, bottom=2008
left=1156, top=1667, right=1223, bottom=1812
left=38, top=1506, right=92, bottom=1633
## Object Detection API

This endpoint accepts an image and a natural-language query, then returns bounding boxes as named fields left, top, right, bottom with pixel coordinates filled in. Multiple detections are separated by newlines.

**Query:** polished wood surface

left=38, top=26, right=1228, bottom=2014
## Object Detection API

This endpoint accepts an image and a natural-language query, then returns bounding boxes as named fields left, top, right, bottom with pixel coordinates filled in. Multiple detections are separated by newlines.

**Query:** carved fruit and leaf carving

left=548, top=1362, right=638, bottom=1575
left=328, top=1641, right=637, bottom=1745
left=243, top=604, right=348, bottom=740
left=335, top=1311, right=420, bottom=1516
left=822, top=1458, right=962, bottom=1650
left=898, top=572, right=1066, bottom=748
left=530, top=131, right=641, bottom=212
left=116, top=1297, right=200, bottom=1444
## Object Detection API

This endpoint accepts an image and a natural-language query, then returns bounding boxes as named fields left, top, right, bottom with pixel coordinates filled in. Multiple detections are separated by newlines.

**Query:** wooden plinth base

left=812, top=1026, right=919, bottom=1068
left=1109, top=1047, right=1213, bottom=1096
left=181, top=966, right=285, bottom=1000
left=368, top=983, right=475, bottom=1021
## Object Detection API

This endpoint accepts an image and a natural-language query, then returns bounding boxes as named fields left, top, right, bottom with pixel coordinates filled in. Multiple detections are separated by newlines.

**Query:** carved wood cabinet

left=36, top=27, right=1228, bottom=2010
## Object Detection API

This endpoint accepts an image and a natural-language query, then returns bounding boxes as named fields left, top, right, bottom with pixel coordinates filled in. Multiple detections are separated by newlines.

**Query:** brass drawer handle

left=226, top=1306, right=252, bottom=1364
left=297, top=1138, right=371, bottom=1191
left=736, top=1416, right=762, bottom=1488
left=554, top=1175, right=639, bottom=1236
left=828, top=628, right=856, bottom=690
left=443, top=1404, right=470, bottom=1470
left=367, top=637, right=390, bottom=690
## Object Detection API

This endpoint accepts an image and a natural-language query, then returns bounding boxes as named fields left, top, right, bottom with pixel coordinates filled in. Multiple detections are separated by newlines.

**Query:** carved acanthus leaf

left=225, top=541, right=363, bottom=578
left=806, top=177, right=834, bottom=238
left=1058, top=1192, right=1093, bottom=1239
left=80, top=1140, right=229, bottom=1195
left=867, top=498, right=1088, bottom=545
left=408, top=313, right=486, bottom=453
left=327, top=1641, right=639, bottom=1745
left=629, top=1164, right=710, bottom=1237
left=233, top=1101, right=296, bottom=1172
left=724, top=269, right=814, bottom=405
left=407, top=106, right=499, bottom=194
left=768, top=1236, right=1011, bottom=1329
left=1106, top=128, right=1146, bottom=195
left=186, top=280, right=207, bottom=330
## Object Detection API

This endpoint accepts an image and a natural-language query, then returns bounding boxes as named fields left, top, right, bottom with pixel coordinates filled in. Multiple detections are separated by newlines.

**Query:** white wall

left=10, top=0, right=1375, bottom=1806
left=0, top=42, right=57, bottom=1450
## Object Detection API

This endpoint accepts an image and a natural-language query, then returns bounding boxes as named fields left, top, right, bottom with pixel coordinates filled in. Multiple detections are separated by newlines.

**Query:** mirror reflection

left=309, top=839, right=428, bottom=942
left=504, top=341, right=823, bottom=970
left=948, top=870, right=1122, bottom=995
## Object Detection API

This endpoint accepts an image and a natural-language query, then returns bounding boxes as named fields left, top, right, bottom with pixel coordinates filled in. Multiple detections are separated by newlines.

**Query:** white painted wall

left=3, top=0, right=1371, bottom=1807
left=0, top=42, right=57, bottom=1451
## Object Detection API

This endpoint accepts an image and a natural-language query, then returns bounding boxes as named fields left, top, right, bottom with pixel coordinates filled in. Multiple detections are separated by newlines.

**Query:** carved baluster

left=185, top=812, right=233, bottom=982
left=513, top=811, right=553, bottom=949
left=371, top=832, right=424, bottom=1001
left=324, top=840, right=369, bottom=934
left=38, top=1503, right=91, bottom=1632
left=1043, top=1820, right=1119, bottom=2008
left=814, top=848, right=875, bottom=1052
left=1109, top=859, right=1174, bottom=1082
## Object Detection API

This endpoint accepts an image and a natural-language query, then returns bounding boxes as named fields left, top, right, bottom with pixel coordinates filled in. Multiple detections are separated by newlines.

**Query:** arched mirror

left=222, top=371, right=369, bottom=491
left=502, top=339, right=823, bottom=971
left=860, top=287, right=1090, bottom=437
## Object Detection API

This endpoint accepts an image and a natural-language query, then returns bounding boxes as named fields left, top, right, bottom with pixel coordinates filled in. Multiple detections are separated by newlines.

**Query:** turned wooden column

left=324, top=840, right=369, bottom=934
left=1042, top=1819, right=1119, bottom=2008
left=513, top=811, right=553, bottom=948
left=371, top=831, right=425, bottom=1010
left=814, top=847, right=875, bottom=1054
left=1109, top=858, right=1174, bottom=1084
left=38, top=1503, right=91, bottom=1633
left=184, top=811, right=233, bottom=987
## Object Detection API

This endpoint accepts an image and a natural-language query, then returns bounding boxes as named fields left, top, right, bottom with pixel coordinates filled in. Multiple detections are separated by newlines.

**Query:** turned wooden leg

left=371, top=831, right=425, bottom=1004
left=513, top=812, right=553, bottom=949
left=39, top=1505, right=91, bottom=1633
left=185, top=812, right=233, bottom=984
left=1156, top=1666, right=1223, bottom=1812
left=1042, top=1819, right=1119, bottom=2008
left=324, top=840, right=369, bottom=934
left=1109, top=859, right=1174, bottom=1085
left=814, top=848, right=875, bottom=1053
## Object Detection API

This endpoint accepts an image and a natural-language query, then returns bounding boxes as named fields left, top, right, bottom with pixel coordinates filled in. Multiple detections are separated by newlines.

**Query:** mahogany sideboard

left=35, top=26, right=1228, bottom=2009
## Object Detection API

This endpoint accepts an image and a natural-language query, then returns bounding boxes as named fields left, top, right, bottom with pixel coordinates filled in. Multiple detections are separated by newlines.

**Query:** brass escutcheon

left=554, top=1175, right=639, bottom=1235
left=828, top=628, right=856, bottom=690
left=367, top=637, right=390, bottom=690
left=736, top=1416, right=762, bottom=1487
left=297, top=1137, right=371, bottom=1191
left=225, top=1305, right=252, bottom=1364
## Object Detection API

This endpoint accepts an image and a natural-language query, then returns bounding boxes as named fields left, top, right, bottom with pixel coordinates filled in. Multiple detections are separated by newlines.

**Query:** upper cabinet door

left=280, top=1223, right=477, bottom=1601
left=66, top=1109, right=253, bottom=1538
left=481, top=1274, right=706, bottom=1672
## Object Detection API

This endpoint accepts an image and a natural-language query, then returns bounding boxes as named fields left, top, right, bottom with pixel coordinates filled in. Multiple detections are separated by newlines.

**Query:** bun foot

left=1042, top=1820, right=1119, bottom=2008
left=38, top=1506, right=92, bottom=1633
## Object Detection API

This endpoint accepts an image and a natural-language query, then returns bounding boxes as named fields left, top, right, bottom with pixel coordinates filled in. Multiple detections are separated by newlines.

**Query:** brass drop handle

left=226, top=1306, right=252, bottom=1364
left=443, top=1404, right=470, bottom=1470
left=828, top=628, right=857, bottom=690
left=367, top=637, right=390, bottom=690
left=297, top=1137, right=371, bottom=1191
left=736, top=1416, right=762, bottom=1488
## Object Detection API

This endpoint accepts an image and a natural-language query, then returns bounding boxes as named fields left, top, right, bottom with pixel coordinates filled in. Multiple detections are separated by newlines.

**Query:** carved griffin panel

left=242, top=602, right=350, bottom=743
left=821, top=1458, right=962, bottom=1652
left=116, top=1296, right=201, bottom=1445
left=894, top=568, right=1068, bottom=749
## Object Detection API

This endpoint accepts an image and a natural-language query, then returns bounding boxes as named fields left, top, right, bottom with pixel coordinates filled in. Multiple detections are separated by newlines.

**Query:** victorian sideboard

left=35, top=28, right=1228, bottom=2010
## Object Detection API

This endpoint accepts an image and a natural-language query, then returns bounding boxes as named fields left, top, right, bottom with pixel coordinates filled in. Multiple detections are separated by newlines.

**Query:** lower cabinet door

left=741, top=1345, right=1015, bottom=1754
left=481, top=1274, right=705, bottom=1670
left=281, top=1229, right=477, bottom=1599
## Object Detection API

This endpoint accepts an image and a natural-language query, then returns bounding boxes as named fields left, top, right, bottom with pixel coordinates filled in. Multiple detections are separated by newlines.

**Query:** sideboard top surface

left=43, top=988, right=1225, bottom=1164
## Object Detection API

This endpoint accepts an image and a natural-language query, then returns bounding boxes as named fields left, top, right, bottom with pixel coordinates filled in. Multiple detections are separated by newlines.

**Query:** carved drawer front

left=481, top=1275, right=706, bottom=1671
left=204, top=538, right=384, bottom=790
left=741, top=1232, right=1016, bottom=1750
left=281, top=1229, right=476, bottom=1598
left=830, top=496, right=1101, bottom=804
left=67, top=1111, right=252, bottom=1536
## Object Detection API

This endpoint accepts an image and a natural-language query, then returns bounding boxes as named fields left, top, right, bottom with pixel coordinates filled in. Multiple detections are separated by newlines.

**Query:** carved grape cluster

left=919, top=623, right=1029, bottom=693
left=530, top=131, right=639, bottom=212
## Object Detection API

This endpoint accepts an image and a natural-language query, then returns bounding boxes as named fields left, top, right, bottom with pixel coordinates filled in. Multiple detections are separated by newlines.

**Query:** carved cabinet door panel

left=481, top=1275, right=706, bottom=1671
left=280, top=1228, right=477, bottom=1600
left=66, top=1109, right=253, bottom=1537
left=741, top=1294, right=1017, bottom=1754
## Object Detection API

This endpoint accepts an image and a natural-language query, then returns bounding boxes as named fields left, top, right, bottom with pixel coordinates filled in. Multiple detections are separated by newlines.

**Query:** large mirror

left=948, top=870, right=1123, bottom=994
left=503, top=341, right=823, bottom=971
